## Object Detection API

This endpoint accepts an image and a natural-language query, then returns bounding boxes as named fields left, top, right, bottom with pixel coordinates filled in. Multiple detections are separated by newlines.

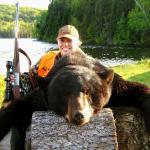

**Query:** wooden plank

left=28, top=108, right=118, bottom=150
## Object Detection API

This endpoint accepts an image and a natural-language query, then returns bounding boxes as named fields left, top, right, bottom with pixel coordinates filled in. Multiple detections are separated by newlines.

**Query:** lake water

left=0, top=38, right=57, bottom=75
left=83, top=45, right=150, bottom=67
left=0, top=38, right=150, bottom=75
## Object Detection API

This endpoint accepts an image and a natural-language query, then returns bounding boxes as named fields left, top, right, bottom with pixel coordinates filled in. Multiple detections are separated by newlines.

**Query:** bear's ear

left=99, top=69, right=114, bottom=85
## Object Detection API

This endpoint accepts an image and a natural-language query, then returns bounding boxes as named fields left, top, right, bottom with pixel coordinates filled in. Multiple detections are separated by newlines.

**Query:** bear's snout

left=73, top=112, right=84, bottom=125
left=64, top=92, right=94, bottom=125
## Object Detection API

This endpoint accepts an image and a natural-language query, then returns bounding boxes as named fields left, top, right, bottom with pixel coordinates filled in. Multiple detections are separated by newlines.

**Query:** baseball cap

left=57, top=25, right=82, bottom=44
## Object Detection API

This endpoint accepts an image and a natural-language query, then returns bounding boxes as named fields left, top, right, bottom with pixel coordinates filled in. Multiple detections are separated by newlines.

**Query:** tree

left=128, top=0, right=150, bottom=45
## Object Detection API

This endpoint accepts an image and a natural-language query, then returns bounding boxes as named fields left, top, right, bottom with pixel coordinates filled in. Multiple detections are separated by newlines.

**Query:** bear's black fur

left=0, top=50, right=150, bottom=142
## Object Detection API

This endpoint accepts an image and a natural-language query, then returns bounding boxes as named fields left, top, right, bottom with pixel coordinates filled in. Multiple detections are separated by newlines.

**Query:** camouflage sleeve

left=28, top=60, right=40, bottom=89
left=30, top=61, right=39, bottom=76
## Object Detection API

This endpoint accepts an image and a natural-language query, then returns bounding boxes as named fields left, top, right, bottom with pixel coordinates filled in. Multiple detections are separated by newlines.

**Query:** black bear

left=0, top=50, right=150, bottom=142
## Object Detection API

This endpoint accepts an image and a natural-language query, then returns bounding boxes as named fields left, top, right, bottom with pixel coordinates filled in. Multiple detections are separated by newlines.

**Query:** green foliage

left=114, top=15, right=130, bottom=45
left=0, top=4, right=44, bottom=38
left=128, top=0, right=150, bottom=45
left=128, top=0, right=150, bottom=30
left=1, top=1, right=150, bottom=46
left=35, top=0, right=150, bottom=46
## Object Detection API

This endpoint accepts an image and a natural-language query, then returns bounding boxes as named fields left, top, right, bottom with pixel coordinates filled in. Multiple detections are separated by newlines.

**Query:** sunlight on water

left=100, top=58, right=135, bottom=67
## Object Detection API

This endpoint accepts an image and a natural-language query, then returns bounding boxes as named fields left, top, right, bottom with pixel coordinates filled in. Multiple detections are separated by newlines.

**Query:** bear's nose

left=73, top=112, right=84, bottom=125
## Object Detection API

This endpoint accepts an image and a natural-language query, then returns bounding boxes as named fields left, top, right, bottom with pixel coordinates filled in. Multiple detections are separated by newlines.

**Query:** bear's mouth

left=65, top=112, right=90, bottom=126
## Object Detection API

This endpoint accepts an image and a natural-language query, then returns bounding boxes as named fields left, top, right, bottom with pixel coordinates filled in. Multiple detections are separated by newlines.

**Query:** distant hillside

left=0, top=4, right=45, bottom=38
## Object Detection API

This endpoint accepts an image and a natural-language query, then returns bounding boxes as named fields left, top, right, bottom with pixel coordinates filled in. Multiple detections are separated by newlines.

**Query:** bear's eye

left=81, top=88, right=89, bottom=95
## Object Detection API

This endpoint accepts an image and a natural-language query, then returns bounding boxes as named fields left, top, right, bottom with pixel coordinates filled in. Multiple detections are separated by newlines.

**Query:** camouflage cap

left=57, top=25, right=82, bottom=44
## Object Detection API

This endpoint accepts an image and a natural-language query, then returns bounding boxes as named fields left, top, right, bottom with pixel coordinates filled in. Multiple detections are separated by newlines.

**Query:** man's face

left=57, top=37, right=80, bottom=56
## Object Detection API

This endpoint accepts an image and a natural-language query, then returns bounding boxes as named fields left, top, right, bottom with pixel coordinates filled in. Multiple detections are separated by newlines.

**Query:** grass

left=0, top=75, right=5, bottom=107
left=0, top=59, right=150, bottom=108
left=112, top=59, right=150, bottom=87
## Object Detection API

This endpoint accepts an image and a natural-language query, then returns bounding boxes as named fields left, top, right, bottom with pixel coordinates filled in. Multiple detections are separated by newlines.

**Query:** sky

left=0, top=0, right=51, bottom=9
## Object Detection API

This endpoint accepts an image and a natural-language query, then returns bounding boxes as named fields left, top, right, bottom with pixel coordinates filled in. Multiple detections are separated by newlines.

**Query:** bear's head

left=47, top=65, right=114, bottom=125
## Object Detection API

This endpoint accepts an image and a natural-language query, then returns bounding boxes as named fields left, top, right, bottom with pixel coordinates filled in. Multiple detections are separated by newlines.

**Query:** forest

left=36, top=0, right=150, bottom=46
left=0, top=4, right=45, bottom=38
left=0, top=0, right=150, bottom=46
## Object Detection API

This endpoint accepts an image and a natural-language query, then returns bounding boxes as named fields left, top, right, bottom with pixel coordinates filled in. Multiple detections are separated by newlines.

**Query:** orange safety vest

left=37, top=50, right=60, bottom=77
